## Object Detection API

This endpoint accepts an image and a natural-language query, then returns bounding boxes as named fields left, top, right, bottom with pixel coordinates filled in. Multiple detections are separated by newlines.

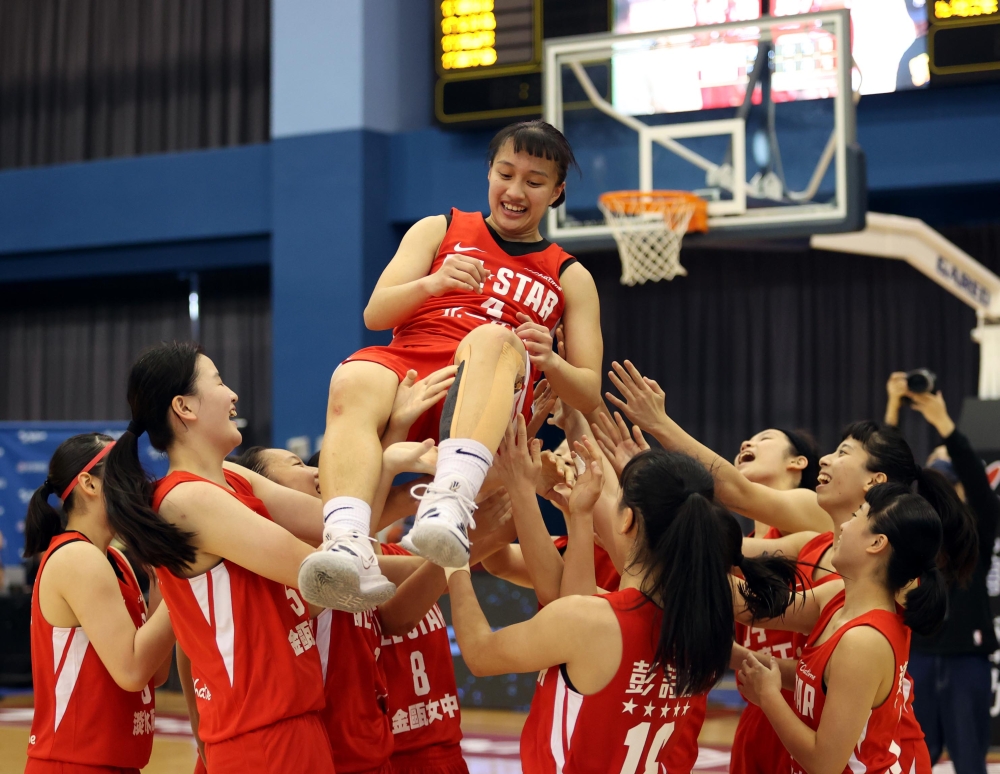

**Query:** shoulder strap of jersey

left=223, top=469, right=254, bottom=497
left=799, top=531, right=835, bottom=567
left=804, top=588, right=847, bottom=649
left=107, top=545, right=143, bottom=595
left=153, top=470, right=238, bottom=511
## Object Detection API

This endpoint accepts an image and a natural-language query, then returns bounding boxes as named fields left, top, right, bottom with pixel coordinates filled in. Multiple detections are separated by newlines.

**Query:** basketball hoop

left=598, top=191, right=709, bottom=286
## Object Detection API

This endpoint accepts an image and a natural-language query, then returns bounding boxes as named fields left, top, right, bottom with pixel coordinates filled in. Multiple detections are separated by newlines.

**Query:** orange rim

left=598, top=190, right=709, bottom=233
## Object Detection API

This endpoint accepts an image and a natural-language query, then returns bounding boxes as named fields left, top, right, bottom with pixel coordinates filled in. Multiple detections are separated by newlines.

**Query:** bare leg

left=445, top=324, right=527, bottom=447
left=299, top=361, right=400, bottom=613
left=319, top=361, right=399, bottom=504
left=407, top=325, right=526, bottom=567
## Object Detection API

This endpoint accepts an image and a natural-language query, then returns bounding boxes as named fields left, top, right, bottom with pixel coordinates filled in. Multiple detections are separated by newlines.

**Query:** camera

left=906, top=369, right=937, bottom=394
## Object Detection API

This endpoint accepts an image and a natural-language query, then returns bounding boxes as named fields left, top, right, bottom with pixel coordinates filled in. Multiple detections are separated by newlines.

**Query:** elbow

left=116, top=671, right=150, bottom=694
left=381, top=615, right=420, bottom=638
left=362, top=306, right=380, bottom=331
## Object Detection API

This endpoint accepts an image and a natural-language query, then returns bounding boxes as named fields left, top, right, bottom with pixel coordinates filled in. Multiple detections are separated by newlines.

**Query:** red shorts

left=391, top=744, right=468, bottom=774
left=344, top=339, right=532, bottom=444
left=729, top=703, right=790, bottom=774
left=194, top=756, right=208, bottom=774
left=25, top=762, right=138, bottom=774
left=204, top=712, right=335, bottom=774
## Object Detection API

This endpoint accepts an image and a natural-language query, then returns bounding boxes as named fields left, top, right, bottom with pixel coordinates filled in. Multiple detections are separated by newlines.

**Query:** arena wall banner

left=0, top=422, right=169, bottom=571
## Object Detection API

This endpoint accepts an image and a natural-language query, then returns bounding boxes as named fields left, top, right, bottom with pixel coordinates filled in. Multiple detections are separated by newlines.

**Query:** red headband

left=60, top=442, right=115, bottom=502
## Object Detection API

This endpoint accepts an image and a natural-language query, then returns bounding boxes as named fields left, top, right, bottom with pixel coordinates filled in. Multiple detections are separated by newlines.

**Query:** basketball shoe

left=403, top=476, right=478, bottom=568
left=298, top=528, right=396, bottom=613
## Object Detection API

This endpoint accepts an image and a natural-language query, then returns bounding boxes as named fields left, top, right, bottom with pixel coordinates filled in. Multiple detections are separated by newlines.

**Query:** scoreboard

left=435, top=0, right=611, bottom=124
left=929, top=0, right=1000, bottom=81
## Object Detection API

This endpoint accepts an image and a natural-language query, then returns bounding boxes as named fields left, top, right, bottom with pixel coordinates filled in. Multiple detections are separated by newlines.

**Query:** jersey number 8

left=410, top=650, right=431, bottom=697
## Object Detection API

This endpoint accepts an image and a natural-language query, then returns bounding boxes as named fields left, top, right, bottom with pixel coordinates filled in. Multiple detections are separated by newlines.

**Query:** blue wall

left=2, top=0, right=1000, bottom=447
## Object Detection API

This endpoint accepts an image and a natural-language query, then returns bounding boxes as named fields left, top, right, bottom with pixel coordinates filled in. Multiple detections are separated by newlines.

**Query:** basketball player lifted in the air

left=299, top=120, right=604, bottom=612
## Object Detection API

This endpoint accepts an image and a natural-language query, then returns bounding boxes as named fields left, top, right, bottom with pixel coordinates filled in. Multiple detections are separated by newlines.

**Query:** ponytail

left=649, top=494, right=802, bottom=696
left=103, top=425, right=196, bottom=575
left=866, top=482, right=949, bottom=634
left=23, top=480, right=64, bottom=557
left=902, top=566, right=949, bottom=636
left=915, top=467, right=977, bottom=586
left=622, top=449, right=802, bottom=697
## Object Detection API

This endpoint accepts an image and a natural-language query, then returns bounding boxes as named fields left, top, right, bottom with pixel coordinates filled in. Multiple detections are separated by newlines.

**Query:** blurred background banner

left=0, top=421, right=169, bottom=572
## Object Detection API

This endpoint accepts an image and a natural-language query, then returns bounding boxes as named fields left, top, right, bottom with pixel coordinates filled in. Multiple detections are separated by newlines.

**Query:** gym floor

left=0, top=691, right=992, bottom=773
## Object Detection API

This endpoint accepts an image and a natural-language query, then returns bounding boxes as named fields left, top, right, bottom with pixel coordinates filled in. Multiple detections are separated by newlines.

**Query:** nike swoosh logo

left=456, top=448, right=492, bottom=466
left=453, top=243, right=484, bottom=253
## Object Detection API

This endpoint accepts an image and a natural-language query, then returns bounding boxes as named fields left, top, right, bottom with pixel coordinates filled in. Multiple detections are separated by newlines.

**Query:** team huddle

left=22, top=121, right=978, bottom=774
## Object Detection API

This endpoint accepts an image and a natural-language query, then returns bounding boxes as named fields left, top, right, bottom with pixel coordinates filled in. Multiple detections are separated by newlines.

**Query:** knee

left=327, top=366, right=384, bottom=415
left=461, top=323, right=525, bottom=357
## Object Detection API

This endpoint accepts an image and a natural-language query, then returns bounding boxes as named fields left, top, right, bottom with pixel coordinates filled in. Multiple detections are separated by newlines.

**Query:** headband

left=60, top=442, right=115, bottom=502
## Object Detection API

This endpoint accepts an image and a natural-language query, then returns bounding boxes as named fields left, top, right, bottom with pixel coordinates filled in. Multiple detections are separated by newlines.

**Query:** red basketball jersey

left=315, top=606, right=394, bottom=772
left=552, top=535, right=622, bottom=593
left=153, top=470, right=325, bottom=743
left=394, top=209, right=574, bottom=344
left=521, top=587, right=707, bottom=774
left=732, top=526, right=803, bottom=774
left=792, top=589, right=911, bottom=774
left=379, top=543, right=465, bottom=763
left=27, top=532, right=155, bottom=768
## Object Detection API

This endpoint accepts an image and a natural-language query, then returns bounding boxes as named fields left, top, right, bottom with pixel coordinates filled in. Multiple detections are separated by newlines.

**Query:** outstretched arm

left=493, top=416, right=566, bottom=606
left=446, top=565, right=619, bottom=681
left=606, top=360, right=832, bottom=535
left=559, top=438, right=605, bottom=598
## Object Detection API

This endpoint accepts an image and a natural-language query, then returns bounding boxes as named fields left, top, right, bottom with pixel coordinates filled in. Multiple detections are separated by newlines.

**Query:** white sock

left=432, top=438, right=493, bottom=502
left=322, top=497, right=372, bottom=537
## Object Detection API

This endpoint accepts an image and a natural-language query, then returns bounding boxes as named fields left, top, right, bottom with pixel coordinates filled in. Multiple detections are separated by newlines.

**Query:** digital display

left=933, top=0, right=999, bottom=20
left=437, top=0, right=540, bottom=76
left=612, top=1, right=930, bottom=115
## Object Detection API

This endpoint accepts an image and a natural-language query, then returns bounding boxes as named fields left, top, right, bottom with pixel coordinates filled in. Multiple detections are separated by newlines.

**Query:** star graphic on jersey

left=673, top=704, right=682, bottom=718
left=660, top=705, right=670, bottom=718
left=682, top=702, right=690, bottom=715
left=643, top=703, right=654, bottom=717
left=622, top=699, right=637, bottom=714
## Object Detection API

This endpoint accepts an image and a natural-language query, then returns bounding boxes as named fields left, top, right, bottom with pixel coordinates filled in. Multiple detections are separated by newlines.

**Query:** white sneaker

left=406, top=479, right=478, bottom=568
left=298, top=530, right=396, bottom=613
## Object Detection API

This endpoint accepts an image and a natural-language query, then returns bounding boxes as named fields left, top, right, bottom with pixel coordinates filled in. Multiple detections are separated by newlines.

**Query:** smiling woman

left=297, top=120, right=605, bottom=615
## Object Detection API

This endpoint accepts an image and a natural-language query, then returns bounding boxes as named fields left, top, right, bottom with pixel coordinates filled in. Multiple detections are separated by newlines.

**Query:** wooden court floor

left=3, top=690, right=994, bottom=772
left=0, top=690, right=740, bottom=773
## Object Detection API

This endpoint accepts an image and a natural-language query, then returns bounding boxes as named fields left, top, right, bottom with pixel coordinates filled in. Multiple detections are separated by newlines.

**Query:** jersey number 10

left=621, top=721, right=675, bottom=774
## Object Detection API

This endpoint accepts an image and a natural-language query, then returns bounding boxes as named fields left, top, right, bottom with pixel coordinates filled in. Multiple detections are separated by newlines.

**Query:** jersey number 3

left=621, top=722, right=674, bottom=774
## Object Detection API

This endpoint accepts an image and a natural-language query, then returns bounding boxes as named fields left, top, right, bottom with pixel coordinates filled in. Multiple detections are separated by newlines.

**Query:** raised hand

left=493, top=414, right=542, bottom=495
left=527, top=378, right=557, bottom=439
left=515, top=313, right=556, bottom=371
left=424, top=255, right=490, bottom=297
left=908, top=390, right=956, bottom=438
left=568, top=437, right=605, bottom=516
left=591, top=411, right=650, bottom=478
left=606, top=360, right=668, bottom=433
left=469, top=488, right=516, bottom=549
left=382, top=439, right=437, bottom=476
left=388, top=366, right=457, bottom=436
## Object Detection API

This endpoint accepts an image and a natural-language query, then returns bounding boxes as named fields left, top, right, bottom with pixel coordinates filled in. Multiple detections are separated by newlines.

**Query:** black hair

left=843, top=421, right=977, bottom=586
left=864, top=483, right=948, bottom=635
left=234, top=446, right=270, bottom=477
left=24, top=433, right=114, bottom=557
left=103, top=342, right=201, bottom=575
left=778, top=428, right=820, bottom=491
left=487, top=120, right=579, bottom=207
left=620, top=449, right=805, bottom=696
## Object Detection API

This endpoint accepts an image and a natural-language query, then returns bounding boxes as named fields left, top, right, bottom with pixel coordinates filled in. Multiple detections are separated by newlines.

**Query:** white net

left=598, top=192, right=702, bottom=285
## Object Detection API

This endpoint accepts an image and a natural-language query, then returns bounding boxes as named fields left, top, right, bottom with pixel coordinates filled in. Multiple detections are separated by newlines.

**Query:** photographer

left=886, top=371, right=999, bottom=774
